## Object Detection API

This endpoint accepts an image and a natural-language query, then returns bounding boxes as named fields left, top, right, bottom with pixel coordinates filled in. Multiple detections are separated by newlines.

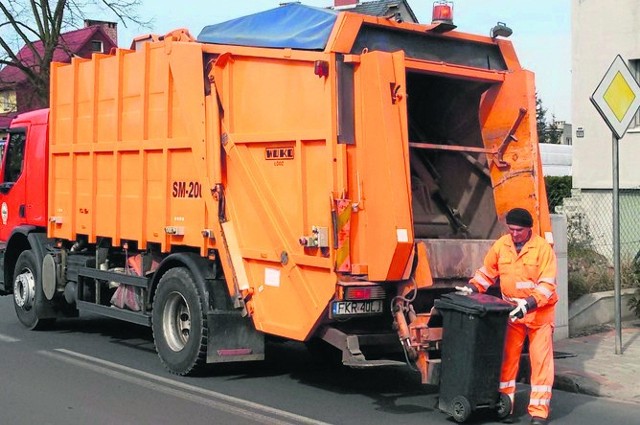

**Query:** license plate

left=331, top=300, right=384, bottom=317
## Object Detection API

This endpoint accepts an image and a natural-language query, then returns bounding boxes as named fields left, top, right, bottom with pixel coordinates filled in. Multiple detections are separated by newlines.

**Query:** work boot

left=530, top=417, right=547, bottom=425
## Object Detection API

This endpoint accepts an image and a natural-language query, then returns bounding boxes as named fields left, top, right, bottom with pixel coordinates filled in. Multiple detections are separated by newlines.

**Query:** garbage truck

left=0, top=2, right=551, bottom=387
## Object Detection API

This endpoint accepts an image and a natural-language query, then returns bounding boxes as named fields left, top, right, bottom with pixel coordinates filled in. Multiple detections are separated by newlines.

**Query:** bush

left=565, top=209, right=637, bottom=303
left=545, top=175, right=572, bottom=213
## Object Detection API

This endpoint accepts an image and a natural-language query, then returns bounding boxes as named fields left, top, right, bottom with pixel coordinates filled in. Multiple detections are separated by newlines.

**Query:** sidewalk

left=552, top=319, right=640, bottom=404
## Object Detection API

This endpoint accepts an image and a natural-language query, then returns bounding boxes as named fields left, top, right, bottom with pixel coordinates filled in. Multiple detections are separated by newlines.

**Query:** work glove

left=454, top=285, right=475, bottom=296
left=509, top=296, right=537, bottom=321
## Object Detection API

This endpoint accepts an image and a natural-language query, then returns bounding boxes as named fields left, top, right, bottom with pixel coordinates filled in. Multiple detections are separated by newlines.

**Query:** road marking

left=41, top=348, right=331, bottom=425
left=0, top=333, right=20, bottom=343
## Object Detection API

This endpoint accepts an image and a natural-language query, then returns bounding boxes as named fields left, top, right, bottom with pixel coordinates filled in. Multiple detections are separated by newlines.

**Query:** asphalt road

left=0, top=295, right=637, bottom=425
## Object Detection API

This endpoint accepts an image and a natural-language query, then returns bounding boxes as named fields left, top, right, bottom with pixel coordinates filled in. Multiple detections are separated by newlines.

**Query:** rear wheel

left=152, top=268, right=208, bottom=375
left=13, top=250, right=55, bottom=330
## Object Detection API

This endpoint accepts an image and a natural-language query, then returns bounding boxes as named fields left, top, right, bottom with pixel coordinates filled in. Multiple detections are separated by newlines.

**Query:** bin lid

left=434, top=292, right=512, bottom=316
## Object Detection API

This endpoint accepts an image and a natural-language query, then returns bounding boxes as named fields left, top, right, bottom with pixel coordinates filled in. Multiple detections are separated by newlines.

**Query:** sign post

left=590, top=55, right=640, bottom=355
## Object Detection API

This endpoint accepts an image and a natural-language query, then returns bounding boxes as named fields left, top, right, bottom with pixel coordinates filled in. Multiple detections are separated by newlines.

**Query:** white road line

left=0, top=333, right=20, bottom=343
left=41, top=348, right=331, bottom=425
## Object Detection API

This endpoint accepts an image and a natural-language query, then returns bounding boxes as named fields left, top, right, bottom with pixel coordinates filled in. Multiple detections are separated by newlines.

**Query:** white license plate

left=331, top=300, right=384, bottom=317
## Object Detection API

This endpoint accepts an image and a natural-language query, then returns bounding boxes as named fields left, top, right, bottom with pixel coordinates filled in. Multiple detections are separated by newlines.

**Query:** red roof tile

left=0, top=25, right=114, bottom=85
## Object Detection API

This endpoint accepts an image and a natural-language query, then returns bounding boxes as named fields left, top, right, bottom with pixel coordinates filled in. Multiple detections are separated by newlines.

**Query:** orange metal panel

left=48, top=40, right=219, bottom=253
left=349, top=50, right=413, bottom=281
left=479, top=69, right=551, bottom=235
left=214, top=52, right=338, bottom=340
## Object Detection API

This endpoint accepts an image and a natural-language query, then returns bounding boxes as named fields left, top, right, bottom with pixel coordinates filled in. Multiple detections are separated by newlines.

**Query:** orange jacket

left=470, top=233, right=558, bottom=324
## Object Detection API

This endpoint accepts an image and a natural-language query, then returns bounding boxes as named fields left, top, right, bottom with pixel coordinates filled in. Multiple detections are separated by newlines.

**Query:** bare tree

left=0, top=0, right=149, bottom=108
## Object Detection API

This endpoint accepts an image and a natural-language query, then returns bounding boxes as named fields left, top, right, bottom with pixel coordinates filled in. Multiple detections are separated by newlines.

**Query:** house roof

left=0, top=114, right=15, bottom=130
left=341, top=0, right=419, bottom=23
left=0, top=25, right=114, bottom=86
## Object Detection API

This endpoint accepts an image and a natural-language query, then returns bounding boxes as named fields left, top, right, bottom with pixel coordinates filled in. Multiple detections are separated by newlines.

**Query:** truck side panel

left=215, top=52, right=339, bottom=339
left=48, top=42, right=217, bottom=253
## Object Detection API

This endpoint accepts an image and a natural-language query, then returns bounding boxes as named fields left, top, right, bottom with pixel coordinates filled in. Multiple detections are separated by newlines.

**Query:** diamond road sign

left=591, top=55, right=640, bottom=139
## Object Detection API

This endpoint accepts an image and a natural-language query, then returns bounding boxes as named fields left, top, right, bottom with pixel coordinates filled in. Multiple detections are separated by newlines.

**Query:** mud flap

left=206, top=310, right=265, bottom=363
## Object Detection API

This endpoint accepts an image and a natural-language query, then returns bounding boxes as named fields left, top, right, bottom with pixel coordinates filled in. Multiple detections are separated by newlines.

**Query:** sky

left=113, top=0, right=571, bottom=122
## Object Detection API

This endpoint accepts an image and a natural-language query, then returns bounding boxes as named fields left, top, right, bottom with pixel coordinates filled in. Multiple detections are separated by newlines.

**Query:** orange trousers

left=499, top=321, right=554, bottom=419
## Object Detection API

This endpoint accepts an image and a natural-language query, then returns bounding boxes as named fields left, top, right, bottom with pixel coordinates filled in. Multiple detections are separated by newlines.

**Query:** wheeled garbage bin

left=434, top=292, right=513, bottom=423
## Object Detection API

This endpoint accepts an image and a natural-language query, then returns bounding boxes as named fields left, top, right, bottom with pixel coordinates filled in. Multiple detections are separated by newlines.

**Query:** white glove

left=455, top=285, right=473, bottom=296
left=509, top=298, right=528, bottom=321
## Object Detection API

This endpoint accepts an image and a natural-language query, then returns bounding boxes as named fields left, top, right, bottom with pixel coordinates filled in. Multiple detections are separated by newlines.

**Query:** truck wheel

left=450, top=395, right=471, bottom=423
left=13, top=250, right=55, bottom=330
left=152, top=268, right=208, bottom=375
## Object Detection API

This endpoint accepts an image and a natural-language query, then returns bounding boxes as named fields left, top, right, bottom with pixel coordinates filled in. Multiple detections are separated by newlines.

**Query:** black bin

left=434, top=292, right=513, bottom=423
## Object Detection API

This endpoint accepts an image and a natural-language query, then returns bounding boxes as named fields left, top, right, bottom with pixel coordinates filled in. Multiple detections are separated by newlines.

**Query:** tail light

left=341, top=285, right=386, bottom=300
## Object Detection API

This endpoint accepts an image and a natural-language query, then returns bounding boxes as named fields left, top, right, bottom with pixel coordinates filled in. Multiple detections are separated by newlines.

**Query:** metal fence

left=556, top=188, right=640, bottom=264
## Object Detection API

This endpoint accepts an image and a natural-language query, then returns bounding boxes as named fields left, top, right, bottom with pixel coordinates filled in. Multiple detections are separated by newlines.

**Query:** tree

left=536, top=92, right=548, bottom=142
left=536, top=93, right=562, bottom=144
left=0, top=1, right=149, bottom=107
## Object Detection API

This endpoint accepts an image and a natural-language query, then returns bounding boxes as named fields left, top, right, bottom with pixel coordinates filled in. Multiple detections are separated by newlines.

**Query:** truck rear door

left=349, top=50, right=414, bottom=281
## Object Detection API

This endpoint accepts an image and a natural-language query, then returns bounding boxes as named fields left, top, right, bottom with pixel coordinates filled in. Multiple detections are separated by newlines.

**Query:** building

left=540, top=143, right=572, bottom=177
left=0, top=20, right=118, bottom=134
left=554, top=120, right=572, bottom=145
left=565, top=0, right=640, bottom=261
left=332, top=0, right=419, bottom=23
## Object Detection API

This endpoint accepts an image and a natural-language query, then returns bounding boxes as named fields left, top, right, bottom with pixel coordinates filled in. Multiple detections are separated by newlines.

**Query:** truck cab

left=0, top=109, right=49, bottom=291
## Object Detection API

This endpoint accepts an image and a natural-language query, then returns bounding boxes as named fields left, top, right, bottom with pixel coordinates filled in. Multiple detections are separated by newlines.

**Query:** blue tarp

left=197, top=4, right=338, bottom=51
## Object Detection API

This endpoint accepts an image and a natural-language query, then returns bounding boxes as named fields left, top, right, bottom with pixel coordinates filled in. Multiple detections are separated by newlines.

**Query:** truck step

left=343, top=358, right=407, bottom=368
left=77, top=300, right=151, bottom=327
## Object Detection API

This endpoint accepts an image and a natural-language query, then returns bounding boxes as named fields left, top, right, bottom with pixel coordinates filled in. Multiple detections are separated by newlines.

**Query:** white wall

left=540, top=143, right=572, bottom=176
left=572, top=0, right=640, bottom=189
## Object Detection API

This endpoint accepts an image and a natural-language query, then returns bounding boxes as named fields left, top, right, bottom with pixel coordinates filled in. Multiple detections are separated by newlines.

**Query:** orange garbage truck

left=0, top=2, right=551, bottom=386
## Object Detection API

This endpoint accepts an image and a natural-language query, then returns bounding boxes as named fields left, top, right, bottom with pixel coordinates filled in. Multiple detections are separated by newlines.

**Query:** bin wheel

left=496, top=393, right=512, bottom=419
left=451, top=396, right=472, bottom=423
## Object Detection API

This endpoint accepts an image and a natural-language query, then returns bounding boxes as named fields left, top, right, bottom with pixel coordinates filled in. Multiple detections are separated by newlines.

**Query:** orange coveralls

left=469, top=233, right=558, bottom=419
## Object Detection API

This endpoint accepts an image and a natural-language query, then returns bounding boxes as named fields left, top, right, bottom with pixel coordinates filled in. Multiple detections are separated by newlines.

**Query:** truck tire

left=152, top=267, right=208, bottom=375
left=13, top=250, right=55, bottom=330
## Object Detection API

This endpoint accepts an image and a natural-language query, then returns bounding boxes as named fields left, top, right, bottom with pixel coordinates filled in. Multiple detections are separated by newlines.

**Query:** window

left=0, top=90, right=17, bottom=113
left=631, top=59, right=640, bottom=128
left=91, top=40, right=104, bottom=52
left=4, top=130, right=26, bottom=185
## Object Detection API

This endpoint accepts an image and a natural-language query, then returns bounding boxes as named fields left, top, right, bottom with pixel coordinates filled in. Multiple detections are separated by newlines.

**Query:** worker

left=456, top=207, right=558, bottom=425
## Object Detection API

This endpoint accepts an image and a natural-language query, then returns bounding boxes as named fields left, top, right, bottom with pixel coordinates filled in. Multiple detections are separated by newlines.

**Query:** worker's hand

left=454, top=285, right=473, bottom=296
left=509, top=298, right=528, bottom=321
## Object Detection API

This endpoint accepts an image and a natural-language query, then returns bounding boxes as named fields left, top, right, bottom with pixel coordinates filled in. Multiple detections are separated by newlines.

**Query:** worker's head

left=506, top=208, right=533, bottom=244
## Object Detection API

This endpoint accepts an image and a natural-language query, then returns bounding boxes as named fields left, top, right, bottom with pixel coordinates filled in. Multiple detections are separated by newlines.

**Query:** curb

left=553, top=369, right=600, bottom=397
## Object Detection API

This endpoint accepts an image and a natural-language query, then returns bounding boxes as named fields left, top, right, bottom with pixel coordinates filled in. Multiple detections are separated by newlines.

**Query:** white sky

left=114, top=0, right=571, bottom=122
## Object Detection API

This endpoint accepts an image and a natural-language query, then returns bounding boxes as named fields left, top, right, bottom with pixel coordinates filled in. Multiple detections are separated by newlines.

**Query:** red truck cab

left=0, top=109, right=49, bottom=243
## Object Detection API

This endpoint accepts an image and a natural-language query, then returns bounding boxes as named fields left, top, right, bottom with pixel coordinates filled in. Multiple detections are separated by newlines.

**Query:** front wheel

left=152, top=268, right=208, bottom=375
left=13, top=250, right=55, bottom=330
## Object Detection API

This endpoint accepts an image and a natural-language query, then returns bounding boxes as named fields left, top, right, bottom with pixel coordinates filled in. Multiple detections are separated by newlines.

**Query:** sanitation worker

left=456, top=207, right=557, bottom=425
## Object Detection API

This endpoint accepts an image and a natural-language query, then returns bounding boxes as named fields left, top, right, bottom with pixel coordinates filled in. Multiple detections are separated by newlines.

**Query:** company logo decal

left=265, top=147, right=294, bottom=160
left=1, top=202, right=7, bottom=225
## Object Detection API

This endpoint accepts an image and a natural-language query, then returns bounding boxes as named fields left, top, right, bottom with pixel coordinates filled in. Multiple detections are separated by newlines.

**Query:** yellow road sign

left=591, top=55, right=640, bottom=139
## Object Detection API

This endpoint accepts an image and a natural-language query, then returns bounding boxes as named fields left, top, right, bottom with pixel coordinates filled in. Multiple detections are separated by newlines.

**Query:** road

left=0, top=295, right=637, bottom=425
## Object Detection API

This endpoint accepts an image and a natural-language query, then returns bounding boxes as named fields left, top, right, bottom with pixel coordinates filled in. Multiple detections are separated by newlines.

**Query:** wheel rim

left=14, top=266, right=36, bottom=310
left=162, top=291, right=191, bottom=352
